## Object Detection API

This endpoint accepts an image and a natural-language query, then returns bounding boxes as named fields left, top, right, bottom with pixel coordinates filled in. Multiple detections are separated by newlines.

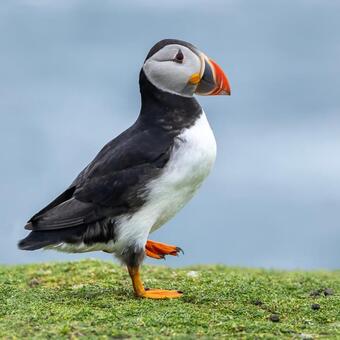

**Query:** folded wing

left=25, top=122, right=174, bottom=233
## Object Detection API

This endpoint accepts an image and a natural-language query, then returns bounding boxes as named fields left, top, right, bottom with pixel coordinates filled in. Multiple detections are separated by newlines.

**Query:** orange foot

left=128, top=266, right=183, bottom=299
left=142, top=288, right=183, bottom=299
left=145, top=240, right=183, bottom=259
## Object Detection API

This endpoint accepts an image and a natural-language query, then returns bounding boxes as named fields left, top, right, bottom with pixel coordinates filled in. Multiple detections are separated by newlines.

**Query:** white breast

left=114, top=111, right=216, bottom=252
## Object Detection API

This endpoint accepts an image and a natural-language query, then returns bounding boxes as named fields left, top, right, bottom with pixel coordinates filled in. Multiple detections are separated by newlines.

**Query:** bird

left=18, top=39, right=231, bottom=299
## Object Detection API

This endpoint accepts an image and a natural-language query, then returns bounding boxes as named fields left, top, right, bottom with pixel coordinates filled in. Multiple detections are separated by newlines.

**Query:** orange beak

left=194, top=55, right=231, bottom=96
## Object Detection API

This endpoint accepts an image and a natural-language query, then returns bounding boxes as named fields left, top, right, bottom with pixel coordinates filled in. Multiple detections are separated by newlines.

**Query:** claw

left=176, top=247, right=184, bottom=255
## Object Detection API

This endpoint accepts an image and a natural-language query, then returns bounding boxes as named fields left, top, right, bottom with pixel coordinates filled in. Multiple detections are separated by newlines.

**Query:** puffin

left=18, top=39, right=230, bottom=299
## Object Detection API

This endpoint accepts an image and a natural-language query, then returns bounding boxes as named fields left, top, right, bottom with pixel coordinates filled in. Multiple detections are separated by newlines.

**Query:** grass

left=0, top=259, right=339, bottom=339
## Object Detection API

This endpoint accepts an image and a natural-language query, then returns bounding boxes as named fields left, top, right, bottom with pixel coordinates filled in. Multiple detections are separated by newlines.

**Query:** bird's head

left=142, top=39, right=230, bottom=98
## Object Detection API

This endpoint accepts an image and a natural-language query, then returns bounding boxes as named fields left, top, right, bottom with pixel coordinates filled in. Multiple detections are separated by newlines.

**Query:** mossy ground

left=0, top=259, right=339, bottom=339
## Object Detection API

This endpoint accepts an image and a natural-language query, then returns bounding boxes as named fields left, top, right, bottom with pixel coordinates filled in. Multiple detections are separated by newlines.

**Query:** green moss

left=0, top=259, right=339, bottom=339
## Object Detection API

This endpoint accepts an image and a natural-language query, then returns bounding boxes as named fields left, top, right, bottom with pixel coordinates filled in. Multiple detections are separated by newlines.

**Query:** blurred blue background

left=1, top=0, right=339, bottom=269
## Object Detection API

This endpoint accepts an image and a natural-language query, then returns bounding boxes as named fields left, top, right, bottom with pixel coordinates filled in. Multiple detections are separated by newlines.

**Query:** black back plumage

left=19, top=40, right=202, bottom=251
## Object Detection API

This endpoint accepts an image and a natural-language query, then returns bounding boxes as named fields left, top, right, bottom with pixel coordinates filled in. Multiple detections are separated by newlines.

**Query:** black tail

left=18, top=219, right=116, bottom=251
left=18, top=231, right=60, bottom=250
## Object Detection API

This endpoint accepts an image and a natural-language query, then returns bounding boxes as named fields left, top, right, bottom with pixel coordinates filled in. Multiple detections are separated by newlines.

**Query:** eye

left=173, top=49, right=184, bottom=63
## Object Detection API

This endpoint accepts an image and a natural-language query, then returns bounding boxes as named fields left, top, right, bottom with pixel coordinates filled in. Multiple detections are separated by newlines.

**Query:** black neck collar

left=138, top=70, right=202, bottom=133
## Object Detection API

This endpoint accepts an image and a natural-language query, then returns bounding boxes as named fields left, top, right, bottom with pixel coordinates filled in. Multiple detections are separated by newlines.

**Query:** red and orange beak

left=190, top=54, right=231, bottom=96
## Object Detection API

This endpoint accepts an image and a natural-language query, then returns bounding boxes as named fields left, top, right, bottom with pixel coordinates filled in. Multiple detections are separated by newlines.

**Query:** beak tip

left=222, top=89, right=231, bottom=96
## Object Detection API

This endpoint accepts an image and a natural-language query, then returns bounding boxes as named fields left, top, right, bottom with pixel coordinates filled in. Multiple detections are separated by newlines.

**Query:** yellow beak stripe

left=189, top=73, right=201, bottom=85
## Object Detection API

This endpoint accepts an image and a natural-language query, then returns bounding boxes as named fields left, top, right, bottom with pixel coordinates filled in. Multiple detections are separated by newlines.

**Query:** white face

left=143, top=44, right=202, bottom=97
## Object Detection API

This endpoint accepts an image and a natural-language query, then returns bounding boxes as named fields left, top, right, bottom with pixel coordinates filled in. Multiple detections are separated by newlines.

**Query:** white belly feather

left=149, top=111, right=216, bottom=232
left=113, top=111, right=216, bottom=252
left=52, top=111, right=216, bottom=254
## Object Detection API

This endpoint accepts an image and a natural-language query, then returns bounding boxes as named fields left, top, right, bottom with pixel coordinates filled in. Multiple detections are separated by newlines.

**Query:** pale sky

left=1, top=0, right=339, bottom=268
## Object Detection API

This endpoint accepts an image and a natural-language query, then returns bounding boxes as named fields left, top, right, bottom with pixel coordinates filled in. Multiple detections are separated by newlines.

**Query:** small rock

left=29, top=278, right=40, bottom=287
left=311, top=303, right=320, bottom=310
left=324, top=288, right=334, bottom=296
left=310, top=287, right=334, bottom=297
left=72, top=284, right=85, bottom=290
left=269, top=314, right=280, bottom=322
left=186, top=271, right=198, bottom=278
left=253, top=299, right=263, bottom=306
left=309, top=289, right=322, bottom=297
left=300, top=333, right=314, bottom=339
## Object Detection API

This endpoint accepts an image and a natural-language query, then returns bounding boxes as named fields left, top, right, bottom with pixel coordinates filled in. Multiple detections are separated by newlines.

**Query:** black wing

left=26, top=121, right=174, bottom=231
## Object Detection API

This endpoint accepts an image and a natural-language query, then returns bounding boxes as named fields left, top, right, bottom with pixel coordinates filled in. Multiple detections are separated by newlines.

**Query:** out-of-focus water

left=1, top=0, right=339, bottom=269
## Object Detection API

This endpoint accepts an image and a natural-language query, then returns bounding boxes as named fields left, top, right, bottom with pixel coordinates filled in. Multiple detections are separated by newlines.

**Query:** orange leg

left=127, top=266, right=183, bottom=299
left=145, top=240, right=183, bottom=259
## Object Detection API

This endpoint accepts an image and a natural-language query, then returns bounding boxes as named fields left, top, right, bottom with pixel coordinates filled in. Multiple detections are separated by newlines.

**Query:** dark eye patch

left=174, top=49, right=184, bottom=63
